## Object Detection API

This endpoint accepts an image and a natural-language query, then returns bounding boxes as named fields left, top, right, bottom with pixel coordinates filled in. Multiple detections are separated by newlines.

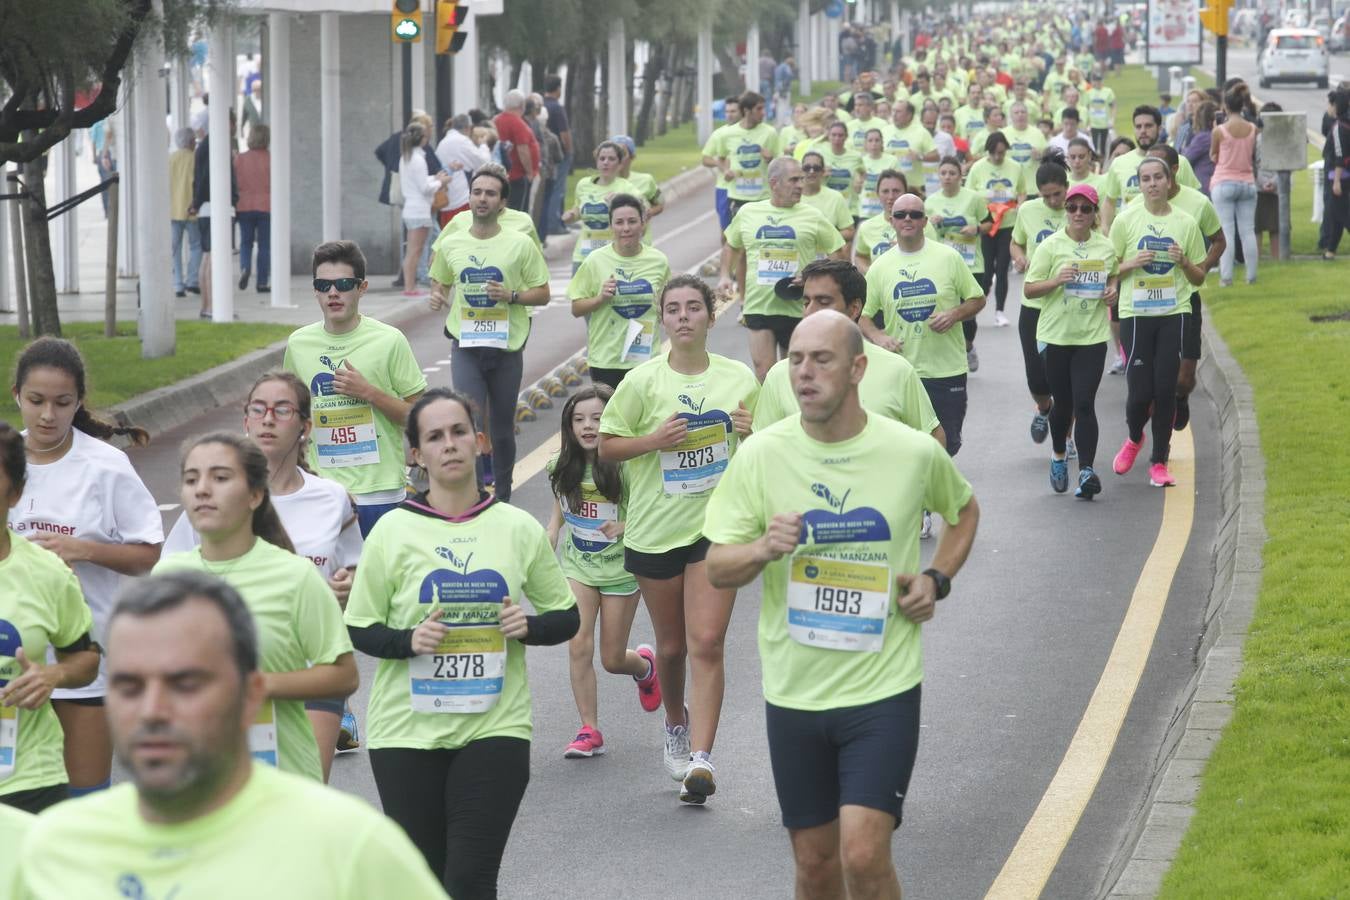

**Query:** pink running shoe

left=634, top=644, right=662, bottom=713
left=1113, top=438, right=1144, bottom=475
left=563, top=725, right=606, bottom=759
left=1149, top=463, right=1176, bottom=487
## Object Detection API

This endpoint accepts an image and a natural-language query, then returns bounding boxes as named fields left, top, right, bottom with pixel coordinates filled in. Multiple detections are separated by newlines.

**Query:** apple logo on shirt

left=675, top=393, right=735, bottom=438
left=1139, top=228, right=1177, bottom=275
left=309, top=355, right=342, bottom=398
left=0, top=619, right=22, bottom=687
left=893, top=266, right=938, bottom=321
left=736, top=143, right=765, bottom=171
left=800, top=483, right=893, bottom=544
left=460, top=255, right=507, bottom=307
left=419, top=546, right=509, bottom=620
left=754, top=219, right=798, bottom=241
left=581, top=201, right=610, bottom=231
left=611, top=267, right=654, bottom=319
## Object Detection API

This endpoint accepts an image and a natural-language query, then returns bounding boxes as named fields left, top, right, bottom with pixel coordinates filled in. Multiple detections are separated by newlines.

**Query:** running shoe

left=680, top=752, right=717, bottom=805
left=994, top=310, right=1010, bottom=327
left=1113, top=438, right=1144, bottom=475
left=1108, top=357, right=1125, bottom=375
left=967, top=347, right=980, bottom=372
left=1173, top=395, right=1191, bottom=431
left=663, top=708, right=691, bottom=781
left=920, top=510, right=933, bottom=540
left=1149, top=462, right=1176, bottom=487
left=634, top=644, right=662, bottom=712
left=1066, top=438, right=1078, bottom=460
left=1030, top=408, right=1051, bottom=444
left=564, top=725, right=606, bottom=759
left=1076, top=467, right=1102, bottom=500
left=1050, top=458, right=1069, bottom=493
left=337, top=709, right=360, bottom=753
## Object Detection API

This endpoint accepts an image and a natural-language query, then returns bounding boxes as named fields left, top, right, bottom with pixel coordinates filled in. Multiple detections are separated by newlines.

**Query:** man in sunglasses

left=860, top=194, right=985, bottom=458
left=284, top=240, right=427, bottom=537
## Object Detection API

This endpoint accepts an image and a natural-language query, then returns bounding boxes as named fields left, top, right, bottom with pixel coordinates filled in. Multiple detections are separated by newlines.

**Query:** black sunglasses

left=891, top=210, right=926, bottom=220
left=313, top=277, right=362, bottom=293
left=801, top=164, right=825, bottom=172
left=1064, top=203, right=1097, bottom=214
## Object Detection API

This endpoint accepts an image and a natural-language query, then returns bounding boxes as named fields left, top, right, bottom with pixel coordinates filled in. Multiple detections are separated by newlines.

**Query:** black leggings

left=980, top=230, right=1013, bottom=311
left=1018, top=306, right=1051, bottom=398
left=450, top=344, right=524, bottom=501
left=968, top=271, right=994, bottom=345
left=1120, top=314, right=1192, bottom=464
left=1042, top=342, right=1108, bottom=467
left=371, top=738, right=531, bottom=900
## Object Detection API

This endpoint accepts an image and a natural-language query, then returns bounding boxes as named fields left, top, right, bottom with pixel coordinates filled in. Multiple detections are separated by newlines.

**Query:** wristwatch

left=922, top=568, right=951, bottom=600
left=510, top=289, right=519, bottom=304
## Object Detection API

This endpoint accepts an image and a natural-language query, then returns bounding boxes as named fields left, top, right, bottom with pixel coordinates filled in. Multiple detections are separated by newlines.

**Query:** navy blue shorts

left=715, top=188, right=732, bottom=230
left=766, top=686, right=922, bottom=830
left=304, top=698, right=345, bottom=716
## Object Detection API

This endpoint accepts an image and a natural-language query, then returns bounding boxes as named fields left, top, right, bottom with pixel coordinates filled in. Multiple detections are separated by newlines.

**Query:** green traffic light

left=395, top=17, right=421, bottom=39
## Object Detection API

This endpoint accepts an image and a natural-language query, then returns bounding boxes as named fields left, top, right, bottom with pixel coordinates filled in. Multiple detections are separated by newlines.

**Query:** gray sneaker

left=1030, top=409, right=1051, bottom=444
left=663, top=708, right=691, bottom=781
left=967, top=347, right=979, bottom=372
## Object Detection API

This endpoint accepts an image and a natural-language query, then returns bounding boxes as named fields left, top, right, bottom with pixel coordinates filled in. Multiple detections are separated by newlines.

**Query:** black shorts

left=198, top=216, right=212, bottom=252
left=588, top=366, right=632, bottom=391
left=766, top=686, right=922, bottom=831
left=727, top=198, right=751, bottom=222
left=1183, top=294, right=1203, bottom=360
left=625, top=537, right=709, bottom=581
left=53, top=695, right=104, bottom=707
left=305, top=698, right=345, bottom=716
left=743, top=313, right=801, bottom=351
left=922, top=373, right=968, bottom=457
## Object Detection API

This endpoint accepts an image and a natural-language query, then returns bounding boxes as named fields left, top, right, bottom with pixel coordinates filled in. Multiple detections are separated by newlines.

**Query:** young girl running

left=163, top=372, right=364, bottom=780
left=599, top=275, right=759, bottom=804
left=7, top=337, right=162, bottom=797
left=154, top=433, right=359, bottom=781
left=547, top=386, right=662, bottom=759
left=344, top=389, right=578, bottom=899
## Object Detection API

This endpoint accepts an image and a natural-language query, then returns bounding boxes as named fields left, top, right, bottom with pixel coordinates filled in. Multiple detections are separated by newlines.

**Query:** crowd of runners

left=0, top=5, right=1243, bottom=899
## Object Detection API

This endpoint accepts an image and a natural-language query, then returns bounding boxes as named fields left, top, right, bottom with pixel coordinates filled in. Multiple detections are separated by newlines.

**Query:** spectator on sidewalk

left=435, top=113, right=490, bottom=225
left=494, top=90, right=540, bottom=212
left=169, top=127, right=201, bottom=298
left=527, top=93, right=559, bottom=244
left=398, top=122, right=450, bottom=299
left=758, top=50, right=777, bottom=94
left=542, top=75, right=574, bottom=237
left=1182, top=100, right=1217, bottom=195
left=234, top=124, right=271, bottom=293
left=1254, top=102, right=1282, bottom=261
left=189, top=108, right=237, bottom=319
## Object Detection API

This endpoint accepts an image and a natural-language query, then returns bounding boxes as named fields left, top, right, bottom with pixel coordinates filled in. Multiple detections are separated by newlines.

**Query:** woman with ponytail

left=8, top=337, right=163, bottom=798
left=162, top=372, right=364, bottom=778
left=153, top=432, right=359, bottom=782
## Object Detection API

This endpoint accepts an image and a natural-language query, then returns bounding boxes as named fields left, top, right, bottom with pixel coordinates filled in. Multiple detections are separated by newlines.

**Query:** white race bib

left=409, top=626, right=506, bottom=714
left=944, top=236, right=978, bottom=267
left=623, top=318, right=655, bottom=363
left=314, top=404, right=380, bottom=468
left=563, top=496, right=619, bottom=548
left=0, top=705, right=16, bottom=781
left=734, top=175, right=764, bottom=196
left=249, top=701, right=278, bottom=768
left=1131, top=273, right=1178, bottom=315
left=659, top=421, right=730, bottom=495
left=459, top=305, right=511, bottom=349
left=756, top=247, right=798, bottom=286
left=1065, top=259, right=1107, bottom=302
left=786, top=555, right=890, bottom=653
left=580, top=236, right=609, bottom=258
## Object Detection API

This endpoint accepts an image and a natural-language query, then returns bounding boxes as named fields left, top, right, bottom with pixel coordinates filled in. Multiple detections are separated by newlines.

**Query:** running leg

left=1018, top=305, right=1051, bottom=411
left=371, top=747, right=454, bottom=877
left=748, top=327, right=781, bottom=383
left=305, top=708, right=342, bottom=783
left=53, top=700, right=112, bottom=793
left=637, top=573, right=688, bottom=728
left=1042, top=344, right=1075, bottom=456
left=483, top=349, right=524, bottom=501
left=1121, top=317, right=1153, bottom=444
left=597, top=590, right=646, bottom=678
left=682, top=560, right=737, bottom=754
left=566, top=580, right=603, bottom=729
left=1069, top=343, right=1108, bottom=468
left=1148, top=315, right=1186, bottom=464
left=443, top=737, right=531, bottom=900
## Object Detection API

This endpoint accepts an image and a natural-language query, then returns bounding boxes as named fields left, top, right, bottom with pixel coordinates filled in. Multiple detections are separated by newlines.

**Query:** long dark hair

left=13, top=337, right=149, bottom=446
left=0, top=422, right=25, bottom=498
left=181, top=432, right=295, bottom=553
left=550, top=385, right=623, bottom=512
left=247, top=371, right=314, bottom=474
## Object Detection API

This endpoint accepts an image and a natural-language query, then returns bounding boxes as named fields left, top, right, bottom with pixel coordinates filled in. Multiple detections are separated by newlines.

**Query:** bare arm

left=547, top=498, right=563, bottom=550
left=29, top=537, right=160, bottom=576
left=893, top=495, right=980, bottom=624
left=859, top=314, right=901, bottom=352
left=262, top=652, right=359, bottom=700
left=707, top=512, right=802, bottom=590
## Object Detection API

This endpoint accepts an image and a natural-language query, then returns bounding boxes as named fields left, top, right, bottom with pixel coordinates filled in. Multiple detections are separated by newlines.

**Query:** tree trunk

left=570, top=45, right=599, bottom=164
left=22, top=156, right=61, bottom=337
left=598, top=45, right=610, bottom=145
left=634, top=44, right=665, bottom=144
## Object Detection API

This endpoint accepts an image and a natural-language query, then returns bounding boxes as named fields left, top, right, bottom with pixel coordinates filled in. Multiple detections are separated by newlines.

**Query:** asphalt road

left=126, top=185, right=1221, bottom=899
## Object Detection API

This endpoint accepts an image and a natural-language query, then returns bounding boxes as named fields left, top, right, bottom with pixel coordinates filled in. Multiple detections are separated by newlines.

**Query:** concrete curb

left=1099, top=321, right=1268, bottom=899
left=111, top=165, right=716, bottom=441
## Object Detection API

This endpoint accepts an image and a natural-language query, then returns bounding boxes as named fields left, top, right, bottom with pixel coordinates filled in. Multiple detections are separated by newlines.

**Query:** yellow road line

left=984, top=427, right=1197, bottom=899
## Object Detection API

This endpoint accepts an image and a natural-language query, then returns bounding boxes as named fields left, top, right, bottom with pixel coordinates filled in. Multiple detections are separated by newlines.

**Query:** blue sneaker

left=1075, top=467, right=1102, bottom=500
left=1030, top=408, right=1051, bottom=444
left=337, top=708, right=360, bottom=753
left=1050, top=458, right=1069, bottom=493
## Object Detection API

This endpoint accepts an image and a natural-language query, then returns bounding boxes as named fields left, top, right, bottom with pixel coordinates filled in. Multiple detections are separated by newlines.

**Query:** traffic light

left=391, top=0, right=422, bottom=43
left=436, top=0, right=469, bottom=55
left=1198, top=0, right=1230, bottom=37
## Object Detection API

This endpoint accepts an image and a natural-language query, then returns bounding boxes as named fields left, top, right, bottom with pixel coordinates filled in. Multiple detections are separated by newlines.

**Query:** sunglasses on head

left=313, top=277, right=361, bottom=293
left=891, top=210, right=926, bottom=220
left=1064, top=203, right=1097, bottom=214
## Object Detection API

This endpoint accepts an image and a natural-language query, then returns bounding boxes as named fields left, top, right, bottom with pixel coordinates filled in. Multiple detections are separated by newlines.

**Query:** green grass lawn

left=1105, top=65, right=1323, bottom=255
left=0, top=321, right=295, bottom=428
left=1158, top=264, right=1350, bottom=897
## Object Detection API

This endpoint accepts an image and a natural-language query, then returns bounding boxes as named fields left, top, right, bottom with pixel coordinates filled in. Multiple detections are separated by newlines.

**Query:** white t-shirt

left=164, top=469, right=363, bottom=578
left=8, top=429, right=163, bottom=699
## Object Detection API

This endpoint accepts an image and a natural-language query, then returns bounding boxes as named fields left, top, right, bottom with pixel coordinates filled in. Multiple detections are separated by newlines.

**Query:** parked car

left=1259, top=28, right=1331, bottom=88
left=1331, top=14, right=1350, bottom=52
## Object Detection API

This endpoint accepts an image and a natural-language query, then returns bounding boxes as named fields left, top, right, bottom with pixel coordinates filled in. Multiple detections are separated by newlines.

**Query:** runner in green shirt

left=568, top=194, right=671, bottom=389
left=882, top=100, right=939, bottom=180
left=800, top=150, right=857, bottom=242
left=546, top=386, right=663, bottom=761
left=1005, top=101, right=1049, bottom=185
left=709, top=91, right=778, bottom=210
left=1084, top=71, right=1116, bottom=158
left=1102, top=105, right=1201, bottom=232
left=862, top=192, right=985, bottom=457
left=0, top=426, right=98, bottom=814
left=19, top=570, right=446, bottom=900
left=704, top=309, right=978, bottom=900
left=924, top=157, right=991, bottom=370
left=345, top=389, right=578, bottom=896
left=853, top=169, right=909, bottom=274
left=598, top=276, right=758, bottom=805
left=719, top=156, right=847, bottom=381
left=613, top=134, right=664, bottom=222
left=1024, top=182, right=1120, bottom=499
left=858, top=129, right=902, bottom=220
left=283, top=240, right=427, bottom=535
left=431, top=205, right=538, bottom=254
left=966, top=132, right=1027, bottom=327
left=817, top=121, right=865, bottom=213
left=563, top=142, right=640, bottom=270
left=428, top=167, right=551, bottom=502
left=846, top=91, right=889, bottom=153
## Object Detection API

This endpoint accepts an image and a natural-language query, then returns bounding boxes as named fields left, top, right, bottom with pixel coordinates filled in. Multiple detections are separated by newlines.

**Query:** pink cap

left=1065, top=183, right=1100, bottom=207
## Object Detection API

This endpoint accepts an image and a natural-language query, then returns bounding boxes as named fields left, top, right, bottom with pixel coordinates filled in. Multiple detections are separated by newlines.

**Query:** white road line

left=422, top=367, right=441, bottom=373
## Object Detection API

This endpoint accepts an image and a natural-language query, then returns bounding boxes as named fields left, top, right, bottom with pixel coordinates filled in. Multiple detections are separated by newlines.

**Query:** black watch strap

left=923, top=568, right=951, bottom=600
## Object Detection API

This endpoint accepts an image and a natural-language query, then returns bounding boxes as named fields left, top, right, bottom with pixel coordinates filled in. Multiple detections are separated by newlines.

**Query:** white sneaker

left=967, top=347, right=979, bottom=372
left=663, top=710, right=691, bottom=781
left=680, top=752, right=717, bottom=804
left=994, top=310, right=1010, bottom=327
left=920, top=511, right=933, bottom=540
left=1066, top=438, right=1078, bottom=460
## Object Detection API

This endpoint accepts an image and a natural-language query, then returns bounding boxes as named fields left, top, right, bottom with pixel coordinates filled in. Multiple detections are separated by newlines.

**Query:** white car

left=1259, top=28, right=1330, bottom=87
